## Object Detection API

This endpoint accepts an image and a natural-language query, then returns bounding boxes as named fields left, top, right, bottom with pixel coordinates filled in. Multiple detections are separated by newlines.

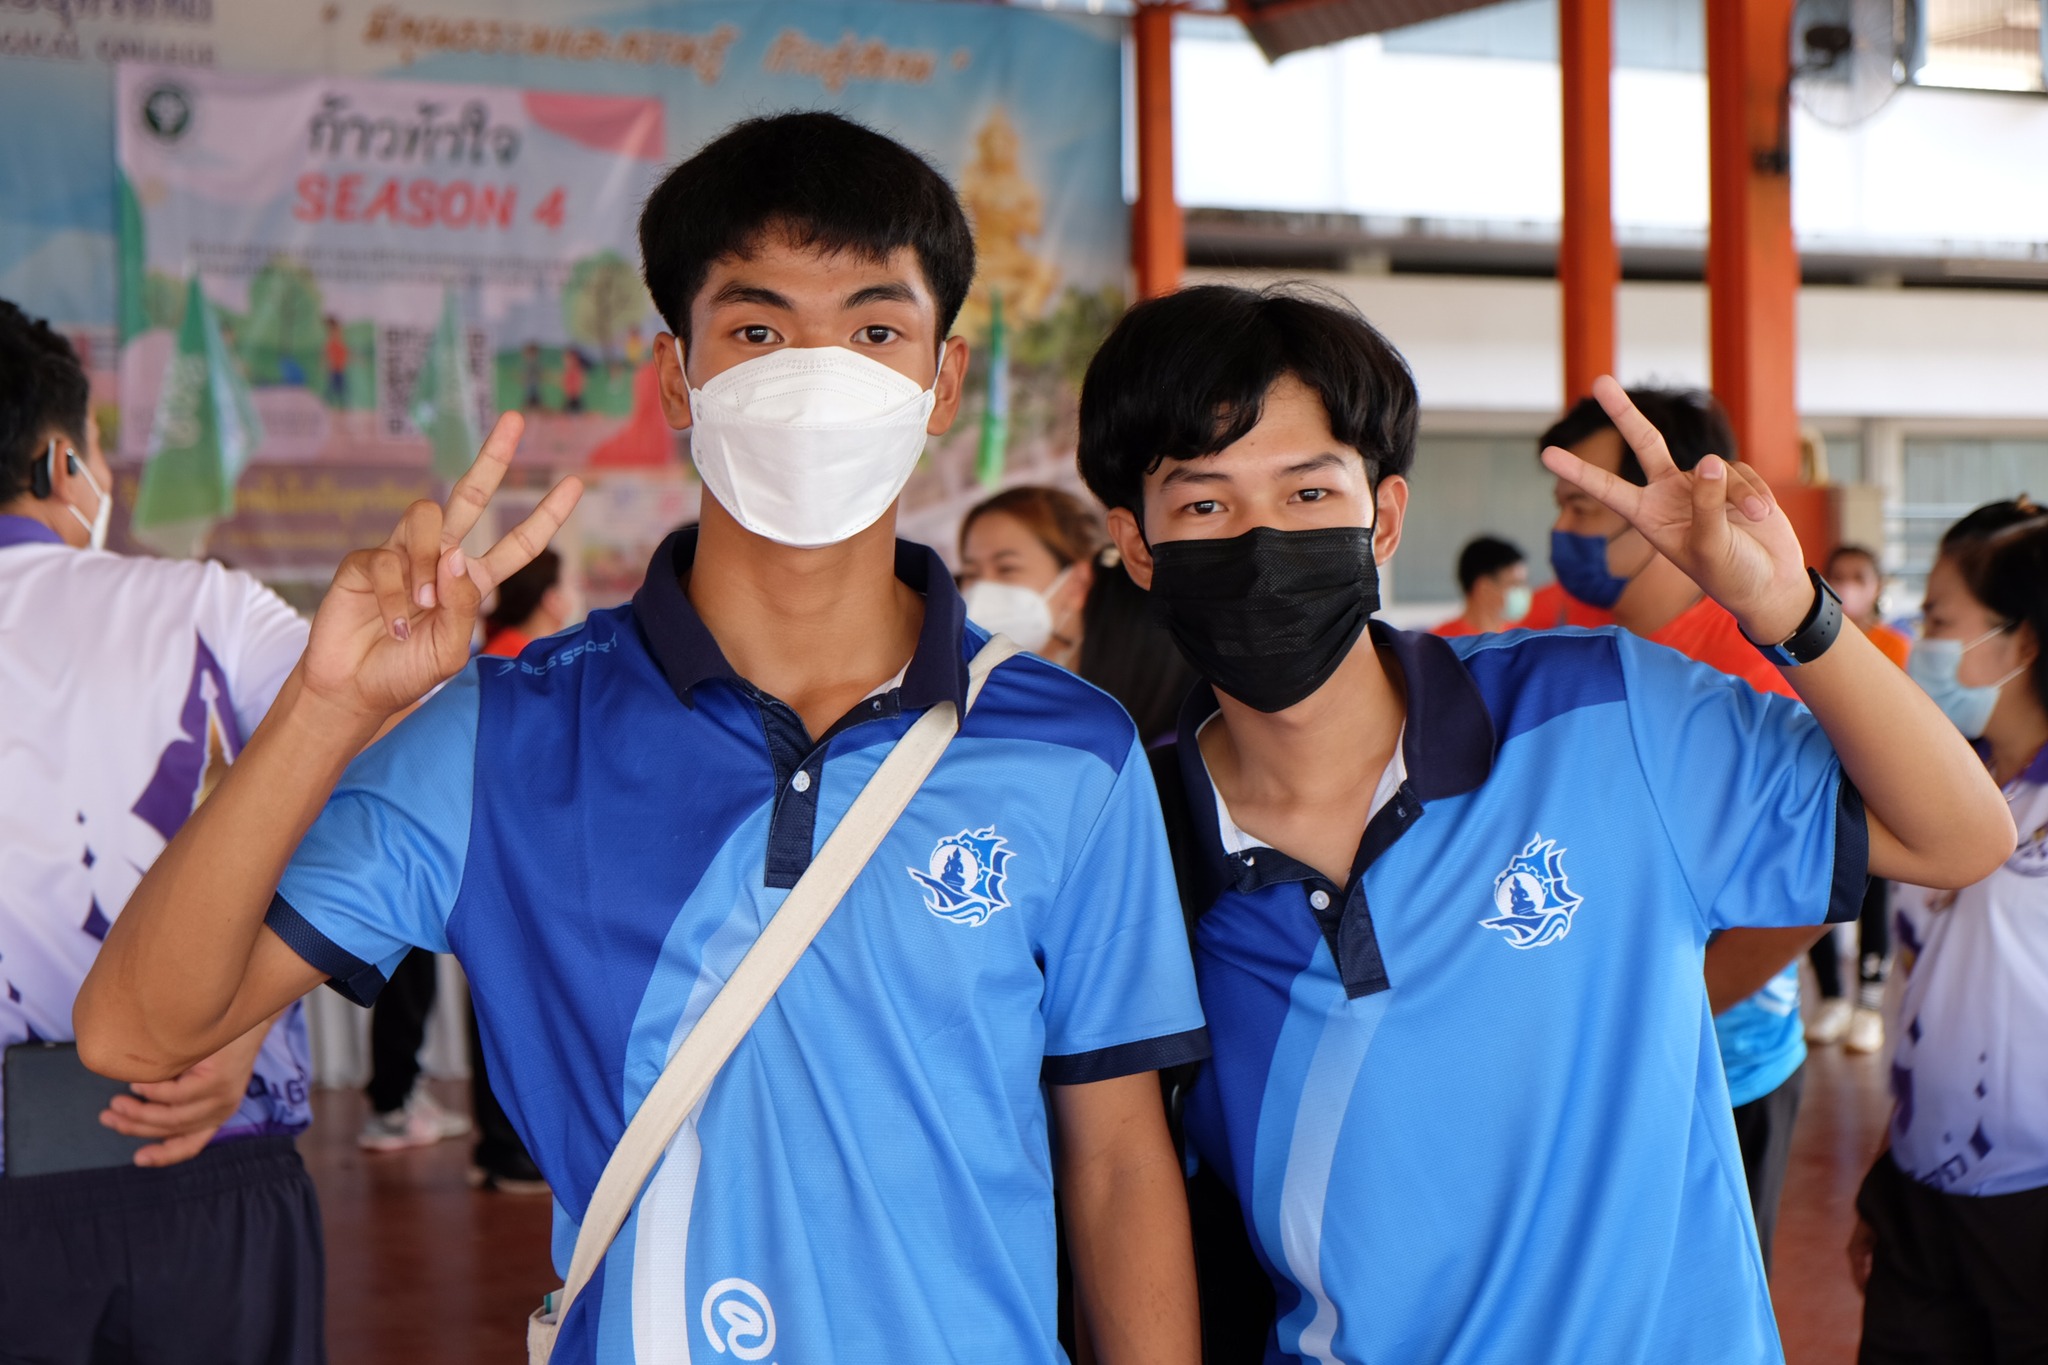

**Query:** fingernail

left=1701, top=456, right=1726, bottom=479
left=416, top=583, right=436, bottom=610
left=1744, top=497, right=1769, bottom=520
left=392, top=617, right=411, bottom=642
left=449, top=547, right=467, bottom=578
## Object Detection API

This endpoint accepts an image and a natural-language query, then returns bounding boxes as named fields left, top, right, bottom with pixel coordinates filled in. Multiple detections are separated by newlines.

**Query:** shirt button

left=791, top=770, right=812, bottom=793
left=1309, top=889, right=1332, bottom=911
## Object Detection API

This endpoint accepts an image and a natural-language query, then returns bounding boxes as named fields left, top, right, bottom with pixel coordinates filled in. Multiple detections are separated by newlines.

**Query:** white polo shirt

left=1887, top=742, right=2048, bottom=1198
left=0, top=515, right=314, bottom=1170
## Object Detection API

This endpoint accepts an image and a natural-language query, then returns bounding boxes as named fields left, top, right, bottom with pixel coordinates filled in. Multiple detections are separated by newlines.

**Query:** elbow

left=72, top=988, right=186, bottom=1084
left=1911, top=803, right=2018, bottom=891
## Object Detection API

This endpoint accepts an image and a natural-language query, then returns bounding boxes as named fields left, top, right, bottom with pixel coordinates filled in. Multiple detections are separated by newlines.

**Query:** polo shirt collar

left=631, top=526, right=970, bottom=712
left=1176, top=619, right=1498, bottom=893
left=0, top=515, right=64, bottom=550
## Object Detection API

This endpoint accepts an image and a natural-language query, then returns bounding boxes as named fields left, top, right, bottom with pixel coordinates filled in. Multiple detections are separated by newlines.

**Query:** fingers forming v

left=1540, top=443, right=1644, bottom=522
left=441, top=412, right=527, bottom=549
left=473, top=476, right=585, bottom=596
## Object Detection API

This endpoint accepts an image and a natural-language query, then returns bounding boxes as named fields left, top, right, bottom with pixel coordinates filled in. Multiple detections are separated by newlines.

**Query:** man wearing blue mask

left=1080, top=284, right=2015, bottom=1365
left=78, top=114, right=1206, bottom=1365
left=1545, top=386, right=1831, bottom=1271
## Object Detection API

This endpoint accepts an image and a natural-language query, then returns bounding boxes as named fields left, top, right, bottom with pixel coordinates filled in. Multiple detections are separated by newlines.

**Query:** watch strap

left=1745, top=568, right=1843, bottom=667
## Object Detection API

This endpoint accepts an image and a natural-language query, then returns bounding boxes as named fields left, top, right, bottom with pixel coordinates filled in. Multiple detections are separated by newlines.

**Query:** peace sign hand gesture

left=1541, top=377, right=1814, bottom=644
left=300, top=412, right=584, bottom=726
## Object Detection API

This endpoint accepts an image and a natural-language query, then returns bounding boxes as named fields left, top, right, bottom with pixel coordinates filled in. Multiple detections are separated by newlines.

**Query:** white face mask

left=50, top=441, right=110, bottom=551
left=961, top=567, right=1071, bottom=654
left=683, top=341, right=938, bottom=549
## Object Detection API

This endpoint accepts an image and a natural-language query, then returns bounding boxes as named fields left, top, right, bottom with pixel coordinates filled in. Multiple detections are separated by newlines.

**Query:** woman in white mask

left=1853, top=504, right=2048, bottom=1361
left=957, top=487, right=1102, bottom=668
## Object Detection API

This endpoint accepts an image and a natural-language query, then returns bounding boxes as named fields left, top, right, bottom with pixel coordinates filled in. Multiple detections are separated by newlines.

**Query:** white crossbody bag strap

left=529, top=635, right=1022, bottom=1363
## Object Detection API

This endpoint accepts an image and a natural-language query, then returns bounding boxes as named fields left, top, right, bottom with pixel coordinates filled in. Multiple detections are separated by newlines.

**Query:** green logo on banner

left=142, top=84, right=192, bottom=142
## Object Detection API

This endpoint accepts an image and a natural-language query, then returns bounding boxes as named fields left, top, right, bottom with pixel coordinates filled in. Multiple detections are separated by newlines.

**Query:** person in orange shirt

left=1521, top=577, right=1615, bottom=631
left=1828, top=544, right=1911, bottom=669
left=1431, top=535, right=1531, bottom=638
left=1545, top=386, right=1816, bottom=1270
left=480, top=547, right=572, bottom=658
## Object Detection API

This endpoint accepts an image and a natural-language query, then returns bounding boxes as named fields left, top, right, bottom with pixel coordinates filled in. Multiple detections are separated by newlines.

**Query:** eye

left=1296, top=487, right=1329, bottom=503
left=737, top=325, right=777, bottom=345
left=1185, top=499, right=1221, bottom=517
left=858, top=326, right=898, bottom=345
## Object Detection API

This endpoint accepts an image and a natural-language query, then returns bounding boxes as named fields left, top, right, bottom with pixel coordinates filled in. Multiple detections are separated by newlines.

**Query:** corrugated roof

left=1228, top=0, right=1506, bottom=60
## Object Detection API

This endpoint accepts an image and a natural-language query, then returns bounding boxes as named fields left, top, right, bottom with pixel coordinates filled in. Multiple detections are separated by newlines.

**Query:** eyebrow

left=1158, top=450, right=1351, bottom=490
left=844, top=281, right=920, bottom=309
left=709, top=283, right=794, bottom=311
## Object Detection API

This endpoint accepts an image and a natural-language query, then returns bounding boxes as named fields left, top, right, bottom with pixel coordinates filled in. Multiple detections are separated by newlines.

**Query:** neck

left=1610, top=555, right=1703, bottom=636
left=1463, top=598, right=1504, bottom=633
left=687, top=500, right=923, bottom=725
left=1202, top=635, right=1406, bottom=808
left=1984, top=696, right=2048, bottom=787
left=0, top=496, right=79, bottom=548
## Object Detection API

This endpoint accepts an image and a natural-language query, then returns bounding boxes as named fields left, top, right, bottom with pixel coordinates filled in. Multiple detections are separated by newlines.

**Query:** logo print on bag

left=1480, top=835, right=1583, bottom=950
left=701, top=1278, right=776, bottom=1360
left=909, top=826, right=1013, bottom=926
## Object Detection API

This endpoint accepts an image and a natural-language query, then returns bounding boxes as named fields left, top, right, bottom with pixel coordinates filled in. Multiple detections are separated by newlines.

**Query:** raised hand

left=300, top=412, right=583, bottom=724
left=1541, top=376, right=1813, bottom=643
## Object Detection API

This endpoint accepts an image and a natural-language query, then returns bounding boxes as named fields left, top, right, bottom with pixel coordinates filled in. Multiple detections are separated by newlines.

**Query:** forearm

left=76, top=668, right=377, bottom=1077
left=1706, top=926, right=1828, bottom=1014
left=1770, top=622, right=2013, bottom=886
left=1056, top=1078, right=1200, bottom=1365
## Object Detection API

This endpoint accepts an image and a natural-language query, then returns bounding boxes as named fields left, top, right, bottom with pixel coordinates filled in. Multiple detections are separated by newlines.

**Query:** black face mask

left=1146, top=525, right=1380, bottom=713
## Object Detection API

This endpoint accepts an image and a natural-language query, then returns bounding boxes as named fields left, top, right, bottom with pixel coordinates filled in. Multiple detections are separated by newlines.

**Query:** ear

left=926, top=335, right=972, bottom=436
left=655, top=332, right=692, bottom=432
left=1106, top=507, right=1153, bottom=591
left=1372, top=475, right=1409, bottom=566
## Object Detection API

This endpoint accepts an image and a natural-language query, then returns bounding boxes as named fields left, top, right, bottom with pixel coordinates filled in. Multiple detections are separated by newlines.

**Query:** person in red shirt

left=1431, top=535, right=1531, bottom=638
left=1544, top=386, right=1817, bottom=1269
left=481, top=547, right=572, bottom=658
left=1521, top=578, right=1615, bottom=631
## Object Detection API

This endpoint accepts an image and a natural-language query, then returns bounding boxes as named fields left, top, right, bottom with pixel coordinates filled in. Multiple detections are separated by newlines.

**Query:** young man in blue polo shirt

left=78, top=113, right=1207, bottom=1365
left=1077, top=284, right=2015, bottom=1364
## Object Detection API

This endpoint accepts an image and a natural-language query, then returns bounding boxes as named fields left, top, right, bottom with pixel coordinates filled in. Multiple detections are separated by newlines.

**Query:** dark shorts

left=0, top=1133, right=325, bottom=1365
left=1858, top=1148, right=2048, bottom=1365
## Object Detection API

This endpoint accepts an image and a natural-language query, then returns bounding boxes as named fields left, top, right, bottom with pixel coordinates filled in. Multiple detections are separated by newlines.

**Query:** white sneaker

left=1806, top=998, right=1854, bottom=1045
left=357, top=1088, right=474, bottom=1151
left=1845, top=1008, right=1885, bottom=1055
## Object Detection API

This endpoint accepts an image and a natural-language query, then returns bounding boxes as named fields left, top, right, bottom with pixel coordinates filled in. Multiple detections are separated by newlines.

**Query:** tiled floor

left=305, top=1043, right=1891, bottom=1363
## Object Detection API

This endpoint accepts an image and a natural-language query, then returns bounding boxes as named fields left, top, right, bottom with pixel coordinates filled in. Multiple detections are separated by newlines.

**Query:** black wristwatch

left=1744, top=568, right=1843, bottom=667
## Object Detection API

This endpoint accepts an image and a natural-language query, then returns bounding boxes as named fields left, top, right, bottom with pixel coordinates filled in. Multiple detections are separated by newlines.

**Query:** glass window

left=1392, top=432, right=1558, bottom=613
left=1914, top=0, right=2045, bottom=92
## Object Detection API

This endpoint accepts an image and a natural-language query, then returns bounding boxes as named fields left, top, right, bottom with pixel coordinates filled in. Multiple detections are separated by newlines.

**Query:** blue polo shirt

left=266, top=530, right=1207, bottom=1365
left=1180, top=624, right=1864, bottom=1365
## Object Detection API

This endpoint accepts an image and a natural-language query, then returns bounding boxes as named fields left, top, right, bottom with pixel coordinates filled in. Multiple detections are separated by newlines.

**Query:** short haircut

left=1457, top=535, right=1524, bottom=594
left=1940, top=496, right=2041, bottom=555
left=0, top=299, right=90, bottom=505
left=1538, top=387, right=1737, bottom=486
left=1955, top=514, right=2048, bottom=718
left=960, top=486, right=1105, bottom=570
left=1076, top=284, right=1419, bottom=519
left=487, top=547, right=562, bottom=634
left=1827, top=543, right=1882, bottom=576
left=639, top=112, right=976, bottom=345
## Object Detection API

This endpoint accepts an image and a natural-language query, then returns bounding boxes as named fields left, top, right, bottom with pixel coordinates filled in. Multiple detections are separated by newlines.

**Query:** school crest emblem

left=1480, top=834, right=1582, bottom=950
left=909, top=826, right=1013, bottom=927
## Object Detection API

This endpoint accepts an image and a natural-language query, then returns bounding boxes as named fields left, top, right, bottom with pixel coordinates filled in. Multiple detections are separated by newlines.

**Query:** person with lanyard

left=1850, top=504, right=2048, bottom=1363
left=76, top=112, right=1207, bottom=1365
left=1805, top=542, right=1911, bottom=1055
left=1430, top=535, right=1531, bottom=638
left=0, top=300, right=323, bottom=1362
left=1075, top=283, right=2015, bottom=1365
left=1544, top=386, right=1822, bottom=1273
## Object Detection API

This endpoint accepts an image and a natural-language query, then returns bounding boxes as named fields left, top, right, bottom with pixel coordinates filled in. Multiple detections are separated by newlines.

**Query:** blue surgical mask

left=1549, top=529, right=1630, bottom=609
left=1906, top=629, right=2024, bottom=738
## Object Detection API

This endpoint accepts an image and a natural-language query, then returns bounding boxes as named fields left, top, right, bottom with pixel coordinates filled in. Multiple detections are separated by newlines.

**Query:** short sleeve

left=1617, top=633, right=1866, bottom=934
left=264, top=666, right=481, bottom=1004
left=186, top=561, right=309, bottom=739
left=1038, top=735, right=1209, bottom=1085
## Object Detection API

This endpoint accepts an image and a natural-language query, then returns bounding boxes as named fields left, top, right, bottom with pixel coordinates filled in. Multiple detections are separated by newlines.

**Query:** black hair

left=1538, top=387, right=1737, bottom=485
left=1939, top=496, right=2041, bottom=554
left=1076, top=547, right=1198, bottom=745
left=1456, top=535, right=1524, bottom=594
left=1956, top=516, right=2048, bottom=719
left=1827, top=542, right=1882, bottom=576
left=638, top=112, right=976, bottom=344
left=0, top=299, right=90, bottom=504
left=486, top=548, right=562, bottom=635
left=1076, top=284, right=1419, bottom=518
